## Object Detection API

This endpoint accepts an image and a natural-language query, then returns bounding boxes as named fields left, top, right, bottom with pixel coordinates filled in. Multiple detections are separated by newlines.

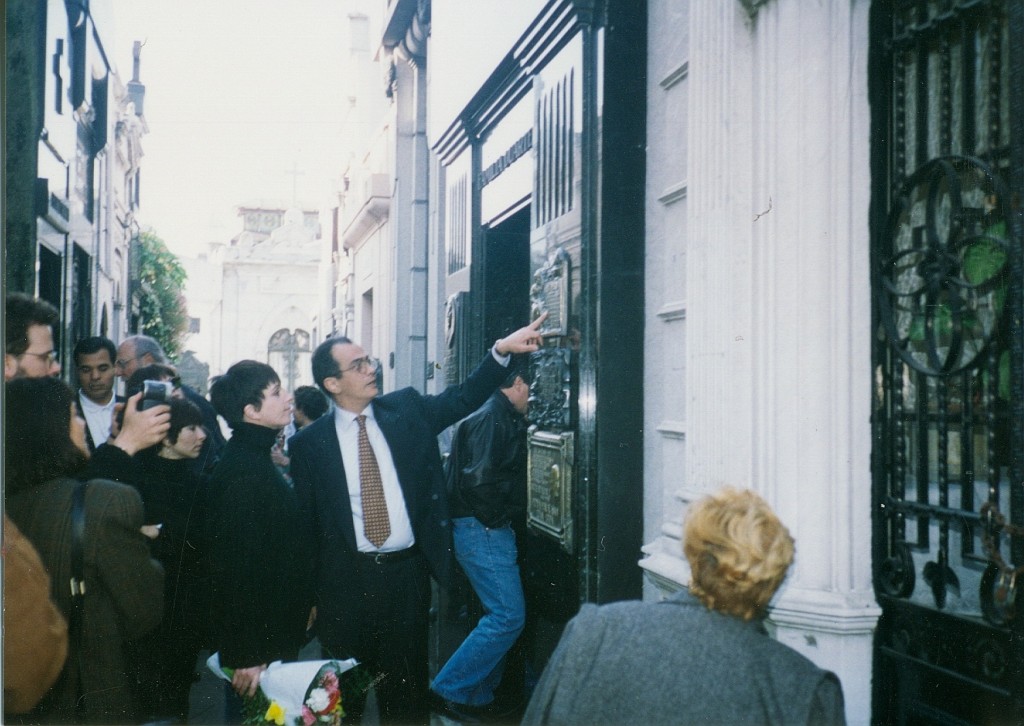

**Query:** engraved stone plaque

left=527, top=428, right=574, bottom=553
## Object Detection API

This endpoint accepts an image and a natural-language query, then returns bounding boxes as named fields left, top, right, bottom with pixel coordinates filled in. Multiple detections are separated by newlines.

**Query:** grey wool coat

left=522, top=590, right=846, bottom=726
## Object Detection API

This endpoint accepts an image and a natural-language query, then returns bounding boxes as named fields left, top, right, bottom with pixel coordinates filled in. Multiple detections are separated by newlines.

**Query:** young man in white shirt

left=73, top=336, right=123, bottom=451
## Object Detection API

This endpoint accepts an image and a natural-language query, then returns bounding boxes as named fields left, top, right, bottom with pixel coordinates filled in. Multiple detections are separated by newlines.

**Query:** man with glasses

left=73, top=336, right=124, bottom=452
left=289, top=314, right=546, bottom=725
left=5, top=294, right=170, bottom=475
left=4, top=293, right=61, bottom=379
left=114, top=335, right=164, bottom=380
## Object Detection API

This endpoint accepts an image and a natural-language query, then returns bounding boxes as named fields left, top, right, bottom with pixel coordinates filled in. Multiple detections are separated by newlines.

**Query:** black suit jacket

left=288, top=352, right=509, bottom=648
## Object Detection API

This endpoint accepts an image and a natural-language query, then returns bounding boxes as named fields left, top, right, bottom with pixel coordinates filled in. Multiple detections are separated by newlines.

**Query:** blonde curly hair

left=684, top=487, right=795, bottom=621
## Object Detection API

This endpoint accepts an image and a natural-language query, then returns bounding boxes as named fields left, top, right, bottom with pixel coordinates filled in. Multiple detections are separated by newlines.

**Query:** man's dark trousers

left=289, top=352, right=511, bottom=725
left=321, top=552, right=431, bottom=724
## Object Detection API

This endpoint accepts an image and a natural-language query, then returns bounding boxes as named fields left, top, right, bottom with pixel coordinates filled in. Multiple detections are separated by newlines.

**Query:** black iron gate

left=870, top=0, right=1024, bottom=723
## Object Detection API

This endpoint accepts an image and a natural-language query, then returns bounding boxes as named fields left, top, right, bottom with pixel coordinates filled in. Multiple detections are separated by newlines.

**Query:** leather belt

left=355, top=546, right=420, bottom=565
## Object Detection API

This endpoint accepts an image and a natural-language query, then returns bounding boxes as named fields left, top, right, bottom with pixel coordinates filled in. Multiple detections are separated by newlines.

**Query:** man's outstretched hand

left=495, top=312, right=548, bottom=356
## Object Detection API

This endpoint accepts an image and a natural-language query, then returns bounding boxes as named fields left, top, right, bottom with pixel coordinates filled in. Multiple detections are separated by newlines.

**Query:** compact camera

left=139, top=379, right=174, bottom=410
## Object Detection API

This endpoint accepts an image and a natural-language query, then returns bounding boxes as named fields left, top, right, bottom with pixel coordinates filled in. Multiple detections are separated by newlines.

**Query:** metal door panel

left=871, top=1, right=1023, bottom=722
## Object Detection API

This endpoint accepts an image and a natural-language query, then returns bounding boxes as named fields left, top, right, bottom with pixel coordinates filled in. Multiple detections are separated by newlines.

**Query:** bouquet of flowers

left=208, top=653, right=373, bottom=725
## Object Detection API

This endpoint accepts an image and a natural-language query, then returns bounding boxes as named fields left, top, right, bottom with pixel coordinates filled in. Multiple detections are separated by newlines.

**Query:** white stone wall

left=641, top=2, right=879, bottom=724
left=180, top=251, right=223, bottom=373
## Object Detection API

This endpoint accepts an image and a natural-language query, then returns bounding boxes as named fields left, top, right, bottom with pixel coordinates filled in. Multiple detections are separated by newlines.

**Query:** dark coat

left=288, top=351, right=509, bottom=648
left=204, top=422, right=313, bottom=669
left=133, top=453, right=208, bottom=634
left=446, top=390, right=528, bottom=528
left=522, top=590, right=846, bottom=726
left=129, top=454, right=209, bottom=720
left=6, top=477, right=164, bottom=724
left=74, top=394, right=125, bottom=452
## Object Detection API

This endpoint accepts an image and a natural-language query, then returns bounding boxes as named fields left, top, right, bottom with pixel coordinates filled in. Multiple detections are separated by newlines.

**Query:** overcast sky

left=107, top=1, right=351, bottom=256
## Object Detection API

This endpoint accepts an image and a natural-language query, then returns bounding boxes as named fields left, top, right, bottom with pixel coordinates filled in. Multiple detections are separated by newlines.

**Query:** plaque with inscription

left=443, top=292, right=468, bottom=386
left=527, top=428, right=574, bottom=553
left=530, top=248, right=570, bottom=338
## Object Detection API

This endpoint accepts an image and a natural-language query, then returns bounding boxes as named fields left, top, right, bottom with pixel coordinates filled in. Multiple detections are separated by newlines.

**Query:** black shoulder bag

left=69, top=481, right=88, bottom=718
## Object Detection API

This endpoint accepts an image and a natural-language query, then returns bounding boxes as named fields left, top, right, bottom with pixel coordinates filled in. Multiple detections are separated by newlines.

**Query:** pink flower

left=322, top=670, right=339, bottom=693
left=301, top=705, right=316, bottom=726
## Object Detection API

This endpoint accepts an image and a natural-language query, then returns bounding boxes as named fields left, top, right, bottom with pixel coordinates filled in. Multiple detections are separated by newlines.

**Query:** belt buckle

left=373, top=552, right=386, bottom=565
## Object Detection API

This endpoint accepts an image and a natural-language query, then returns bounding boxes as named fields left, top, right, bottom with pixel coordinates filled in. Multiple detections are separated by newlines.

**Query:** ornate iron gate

left=870, top=0, right=1024, bottom=723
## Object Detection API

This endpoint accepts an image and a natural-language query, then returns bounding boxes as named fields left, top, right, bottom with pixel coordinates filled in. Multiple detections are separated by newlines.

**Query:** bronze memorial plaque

left=530, top=248, right=570, bottom=338
left=527, top=428, right=574, bottom=553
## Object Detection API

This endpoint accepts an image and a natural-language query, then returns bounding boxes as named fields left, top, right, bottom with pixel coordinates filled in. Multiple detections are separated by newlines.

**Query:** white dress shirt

left=331, top=344, right=511, bottom=552
left=333, top=404, right=415, bottom=552
left=78, top=391, right=117, bottom=449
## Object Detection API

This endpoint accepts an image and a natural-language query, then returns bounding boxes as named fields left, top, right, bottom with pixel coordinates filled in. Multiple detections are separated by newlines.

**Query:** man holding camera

left=118, top=335, right=225, bottom=473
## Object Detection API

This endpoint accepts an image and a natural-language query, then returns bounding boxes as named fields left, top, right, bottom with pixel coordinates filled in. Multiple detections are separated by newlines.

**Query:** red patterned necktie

left=356, top=414, right=391, bottom=547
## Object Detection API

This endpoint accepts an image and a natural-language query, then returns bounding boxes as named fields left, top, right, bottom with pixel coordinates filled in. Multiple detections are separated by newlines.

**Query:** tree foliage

left=136, top=230, right=189, bottom=360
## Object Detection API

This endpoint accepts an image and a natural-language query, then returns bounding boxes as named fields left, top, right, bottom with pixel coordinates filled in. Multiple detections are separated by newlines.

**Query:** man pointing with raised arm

left=289, top=315, right=546, bottom=725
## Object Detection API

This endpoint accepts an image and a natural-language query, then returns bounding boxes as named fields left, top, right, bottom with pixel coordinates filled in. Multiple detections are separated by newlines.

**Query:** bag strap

left=67, top=481, right=89, bottom=718
left=69, top=481, right=88, bottom=632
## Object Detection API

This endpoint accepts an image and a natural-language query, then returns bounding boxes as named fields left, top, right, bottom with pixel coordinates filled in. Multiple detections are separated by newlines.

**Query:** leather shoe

left=428, top=690, right=490, bottom=724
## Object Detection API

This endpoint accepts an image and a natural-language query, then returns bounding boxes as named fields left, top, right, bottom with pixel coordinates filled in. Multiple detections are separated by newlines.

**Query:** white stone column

left=391, top=58, right=430, bottom=390
left=643, top=2, right=879, bottom=724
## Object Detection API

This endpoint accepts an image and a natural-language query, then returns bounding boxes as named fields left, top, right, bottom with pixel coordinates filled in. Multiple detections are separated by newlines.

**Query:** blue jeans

left=431, top=517, right=525, bottom=707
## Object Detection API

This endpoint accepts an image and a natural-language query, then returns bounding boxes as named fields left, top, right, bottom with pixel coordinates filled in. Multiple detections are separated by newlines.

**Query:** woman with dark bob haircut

left=204, top=361, right=314, bottom=722
left=5, top=377, right=164, bottom=724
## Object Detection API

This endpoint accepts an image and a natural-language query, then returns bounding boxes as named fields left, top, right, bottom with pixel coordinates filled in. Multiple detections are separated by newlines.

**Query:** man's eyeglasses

left=336, top=356, right=381, bottom=376
left=115, top=355, right=142, bottom=369
left=19, top=349, right=58, bottom=365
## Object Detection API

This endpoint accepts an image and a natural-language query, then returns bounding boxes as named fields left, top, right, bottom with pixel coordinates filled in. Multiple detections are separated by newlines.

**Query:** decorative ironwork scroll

left=979, top=502, right=1022, bottom=626
left=529, top=347, right=571, bottom=430
left=527, top=428, right=574, bottom=553
left=877, top=542, right=915, bottom=600
left=880, top=605, right=1014, bottom=691
left=879, top=156, right=1010, bottom=376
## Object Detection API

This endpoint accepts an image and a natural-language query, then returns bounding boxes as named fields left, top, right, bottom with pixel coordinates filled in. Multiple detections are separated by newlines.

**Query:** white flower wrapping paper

left=207, top=652, right=360, bottom=722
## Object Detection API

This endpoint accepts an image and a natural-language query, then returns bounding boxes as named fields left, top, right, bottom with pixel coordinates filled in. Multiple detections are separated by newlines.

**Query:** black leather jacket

left=446, top=391, right=528, bottom=528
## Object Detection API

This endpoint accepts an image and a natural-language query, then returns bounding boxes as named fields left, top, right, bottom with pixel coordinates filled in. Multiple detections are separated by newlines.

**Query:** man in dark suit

left=289, top=316, right=545, bottom=725
left=73, top=336, right=125, bottom=452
